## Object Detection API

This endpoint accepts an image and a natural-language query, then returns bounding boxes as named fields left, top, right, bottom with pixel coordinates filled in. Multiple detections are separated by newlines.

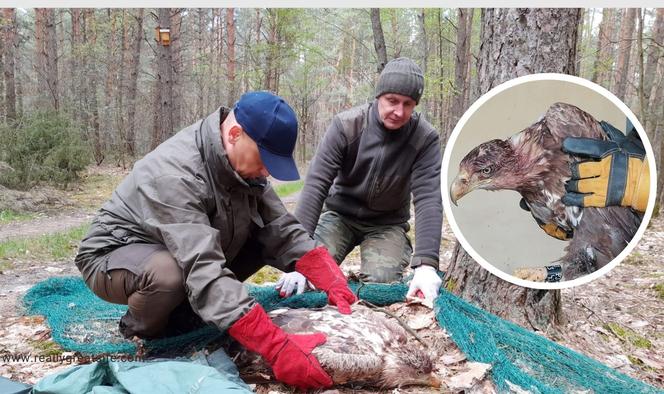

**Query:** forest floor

left=0, top=165, right=662, bottom=392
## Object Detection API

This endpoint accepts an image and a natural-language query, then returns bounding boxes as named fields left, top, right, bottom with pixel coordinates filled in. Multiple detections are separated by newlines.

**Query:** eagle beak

left=450, top=170, right=472, bottom=206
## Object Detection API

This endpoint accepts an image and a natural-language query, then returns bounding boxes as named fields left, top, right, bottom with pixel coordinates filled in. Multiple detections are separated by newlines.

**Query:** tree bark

left=194, top=8, right=205, bottom=119
left=170, top=9, right=183, bottom=129
left=2, top=8, right=17, bottom=121
left=125, top=8, right=143, bottom=158
left=644, top=9, right=664, bottom=108
left=70, top=8, right=82, bottom=123
left=370, top=8, right=388, bottom=74
left=83, top=9, right=103, bottom=164
left=46, top=9, right=59, bottom=111
left=105, top=9, right=119, bottom=130
left=592, top=8, right=615, bottom=87
left=448, top=8, right=582, bottom=330
left=636, top=10, right=645, bottom=125
left=152, top=8, right=177, bottom=149
left=213, top=8, right=223, bottom=106
left=450, top=8, right=473, bottom=141
left=614, top=8, right=637, bottom=101
left=463, top=10, right=474, bottom=110
left=264, top=9, right=282, bottom=93
left=226, top=8, right=237, bottom=103
left=35, top=9, right=60, bottom=111
left=475, top=8, right=579, bottom=98
left=647, top=40, right=664, bottom=210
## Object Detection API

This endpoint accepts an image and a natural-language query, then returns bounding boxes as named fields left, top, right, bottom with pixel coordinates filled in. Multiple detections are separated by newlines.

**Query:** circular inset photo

left=442, top=74, right=656, bottom=289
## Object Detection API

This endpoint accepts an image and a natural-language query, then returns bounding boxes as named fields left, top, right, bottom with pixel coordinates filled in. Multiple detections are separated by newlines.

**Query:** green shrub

left=0, top=111, right=91, bottom=189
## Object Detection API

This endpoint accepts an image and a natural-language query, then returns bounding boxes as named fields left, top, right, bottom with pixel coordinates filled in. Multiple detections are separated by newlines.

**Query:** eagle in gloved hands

left=450, top=102, right=643, bottom=281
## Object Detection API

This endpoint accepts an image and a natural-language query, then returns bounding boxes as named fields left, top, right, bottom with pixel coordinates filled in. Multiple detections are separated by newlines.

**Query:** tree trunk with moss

left=445, top=8, right=581, bottom=330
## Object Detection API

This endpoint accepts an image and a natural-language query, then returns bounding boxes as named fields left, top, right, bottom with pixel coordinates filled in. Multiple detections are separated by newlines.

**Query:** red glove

left=295, top=246, right=357, bottom=314
left=228, top=304, right=333, bottom=390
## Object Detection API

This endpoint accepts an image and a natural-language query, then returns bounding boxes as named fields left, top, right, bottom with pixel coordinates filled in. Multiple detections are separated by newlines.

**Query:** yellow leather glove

left=519, top=198, right=573, bottom=241
left=562, top=121, right=649, bottom=212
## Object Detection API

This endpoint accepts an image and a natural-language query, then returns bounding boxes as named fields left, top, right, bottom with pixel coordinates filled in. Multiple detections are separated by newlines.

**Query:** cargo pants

left=314, top=210, right=412, bottom=283
left=84, top=241, right=266, bottom=339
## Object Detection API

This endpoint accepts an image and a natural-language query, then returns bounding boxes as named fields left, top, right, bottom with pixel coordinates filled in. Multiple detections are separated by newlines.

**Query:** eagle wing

left=527, top=103, right=642, bottom=276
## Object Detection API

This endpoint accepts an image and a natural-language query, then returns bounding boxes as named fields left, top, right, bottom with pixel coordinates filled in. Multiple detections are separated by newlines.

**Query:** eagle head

left=380, top=346, right=441, bottom=388
left=450, top=139, right=520, bottom=205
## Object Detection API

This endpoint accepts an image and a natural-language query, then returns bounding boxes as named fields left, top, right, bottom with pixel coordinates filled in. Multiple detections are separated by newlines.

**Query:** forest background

left=1, top=8, right=662, bottom=198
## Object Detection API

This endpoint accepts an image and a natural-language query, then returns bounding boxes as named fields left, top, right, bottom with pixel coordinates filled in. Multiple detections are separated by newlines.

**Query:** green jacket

left=75, top=107, right=317, bottom=329
left=295, top=101, right=442, bottom=269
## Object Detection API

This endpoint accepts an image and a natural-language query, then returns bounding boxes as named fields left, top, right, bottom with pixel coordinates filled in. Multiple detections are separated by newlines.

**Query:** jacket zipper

left=367, top=133, right=386, bottom=204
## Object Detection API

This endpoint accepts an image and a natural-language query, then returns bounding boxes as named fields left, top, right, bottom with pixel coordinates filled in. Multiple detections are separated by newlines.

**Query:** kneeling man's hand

left=407, top=265, right=442, bottom=302
left=276, top=271, right=314, bottom=297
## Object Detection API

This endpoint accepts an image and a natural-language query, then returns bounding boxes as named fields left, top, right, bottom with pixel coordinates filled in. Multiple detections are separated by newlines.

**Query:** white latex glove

left=275, top=271, right=314, bottom=297
left=407, top=265, right=442, bottom=302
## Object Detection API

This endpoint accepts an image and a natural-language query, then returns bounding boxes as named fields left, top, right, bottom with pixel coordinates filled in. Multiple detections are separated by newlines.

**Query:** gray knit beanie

left=375, top=57, right=424, bottom=104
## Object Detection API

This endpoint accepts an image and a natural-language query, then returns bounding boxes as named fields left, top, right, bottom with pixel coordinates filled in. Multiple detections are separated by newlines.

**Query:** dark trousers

left=87, top=242, right=264, bottom=339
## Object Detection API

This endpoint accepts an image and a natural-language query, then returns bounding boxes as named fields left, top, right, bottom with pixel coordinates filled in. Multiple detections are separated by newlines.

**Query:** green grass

left=0, top=210, right=36, bottom=224
left=70, top=173, right=125, bottom=209
left=604, top=322, right=652, bottom=349
left=274, top=180, right=304, bottom=198
left=624, top=251, right=646, bottom=266
left=30, top=339, right=63, bottom=357
left=247, top=266, right=282, bottom=285
left=0, top=223, right=89, bottom=262
left=654, top=283, right=664, bottom=299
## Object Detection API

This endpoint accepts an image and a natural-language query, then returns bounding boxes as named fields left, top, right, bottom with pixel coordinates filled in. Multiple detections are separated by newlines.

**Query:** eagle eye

left=481, top=167, right=492, bottom=175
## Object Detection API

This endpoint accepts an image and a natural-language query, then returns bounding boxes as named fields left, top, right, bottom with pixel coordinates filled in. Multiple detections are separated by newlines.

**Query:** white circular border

left=441, top=73, right=658, bottom=290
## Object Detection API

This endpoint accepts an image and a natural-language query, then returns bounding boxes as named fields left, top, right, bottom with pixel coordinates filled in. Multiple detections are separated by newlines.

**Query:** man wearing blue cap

left=74, top=91, right=356, bottom=390
left=278, top=57, right=444, bottom=303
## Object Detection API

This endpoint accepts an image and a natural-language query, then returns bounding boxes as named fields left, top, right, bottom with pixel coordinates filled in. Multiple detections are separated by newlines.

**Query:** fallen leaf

left=405, top=296, right=433, bottom=309
left=448, top=362, right=492, bottom=390
left=407, top=313, right=434, bottom=330
left=440, top=350, right=466, bottom=365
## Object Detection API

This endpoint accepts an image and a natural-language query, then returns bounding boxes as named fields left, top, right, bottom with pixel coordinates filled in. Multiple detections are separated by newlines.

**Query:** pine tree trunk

left=170, top=9, right=182, bottom=129
left=447, top=8, right=581, bottom=330
left=2, top=8, right=17, bottom=121
left=264, top=9, right=280, bottom=93
left=370, top=8, right=387, bottom=73
left=195, top=8, right=205, bottom=119
left=70, top=9, right=82, bottom=124
left=0, top=15, right=5, bottom=120
left=35, top=9, right=50, bottom=110
left=152, top=8, right=176, bottom=149
left=463, top=10, right=474, bottom=110
left=125, top=8, right=142, bottom=158
left=648, top=50, right=664, bottom=210
left=102, top=9, right=122, bottom=157
left=450, top=8, right=472, bottom=141
left=592, top=8, right=615, bottom=86
left=213, top=8, right=222, bottom=106
left=84, top=9, right=103, bottom=165
left=644, top=9, right=664, bottom=108
left=226, top=8, right=237, bottom=103
left=45, top=9, right=59, bottom=111
left=614, top=8, right=637, bottom=101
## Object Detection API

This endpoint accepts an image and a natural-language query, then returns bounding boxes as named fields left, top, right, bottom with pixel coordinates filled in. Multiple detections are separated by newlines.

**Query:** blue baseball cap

left=233, top=91, right=300, bottom=181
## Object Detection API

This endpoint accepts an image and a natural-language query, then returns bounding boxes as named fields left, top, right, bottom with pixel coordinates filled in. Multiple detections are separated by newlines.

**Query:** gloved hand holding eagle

left=450, top=102, right=647, bottom=282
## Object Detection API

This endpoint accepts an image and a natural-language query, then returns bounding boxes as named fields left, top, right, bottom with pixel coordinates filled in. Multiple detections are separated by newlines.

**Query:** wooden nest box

left=156, top=27, right=171, bottom=46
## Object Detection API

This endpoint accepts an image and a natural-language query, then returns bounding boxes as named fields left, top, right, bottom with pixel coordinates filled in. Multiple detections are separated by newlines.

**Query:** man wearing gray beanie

left=277, top=57, right=443, bottom=303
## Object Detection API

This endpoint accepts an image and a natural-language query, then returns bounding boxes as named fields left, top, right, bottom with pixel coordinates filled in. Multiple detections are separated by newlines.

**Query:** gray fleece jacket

left=295, top=100, right=442, bottom=269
